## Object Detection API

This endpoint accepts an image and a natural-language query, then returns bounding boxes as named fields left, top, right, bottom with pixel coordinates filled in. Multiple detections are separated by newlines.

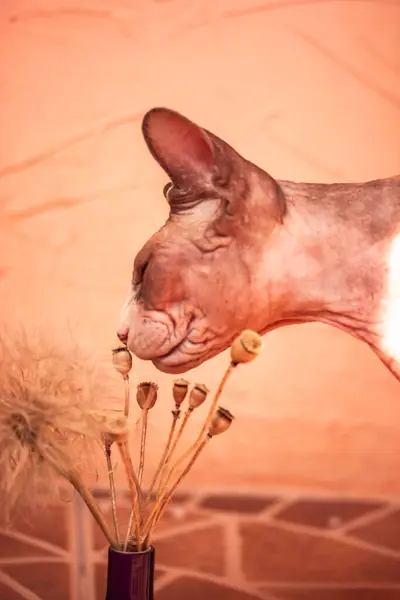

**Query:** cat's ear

left=142, top=107, right=286, bottom=223
left=141, top=108, right=221, bottom=189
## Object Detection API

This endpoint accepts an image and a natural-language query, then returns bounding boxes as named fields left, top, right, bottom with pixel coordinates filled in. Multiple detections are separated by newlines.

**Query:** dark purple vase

left=105, top=546, right=155, bottom=600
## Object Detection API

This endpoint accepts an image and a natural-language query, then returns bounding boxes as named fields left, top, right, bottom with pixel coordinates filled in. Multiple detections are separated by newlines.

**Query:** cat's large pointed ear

left=141, top=108, right=217, bottom=189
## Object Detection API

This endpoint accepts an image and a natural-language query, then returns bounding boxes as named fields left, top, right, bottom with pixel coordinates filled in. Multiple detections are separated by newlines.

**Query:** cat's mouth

left=151, top=335, right=228, bottom=375
left=151, top=342, right=199, bottom=374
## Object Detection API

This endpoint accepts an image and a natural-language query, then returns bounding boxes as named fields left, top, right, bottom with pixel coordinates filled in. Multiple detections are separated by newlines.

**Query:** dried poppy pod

left=112, top=346, right=132, bottom=377
left=208, top=407, right=234, bottom=437
left=172, top=379, right=189, bottom=407
left=230, top=330, right=263, bottom=365
left=136, top=382, right=158, bottom=411
left=188, top=383, right=209, bottom=410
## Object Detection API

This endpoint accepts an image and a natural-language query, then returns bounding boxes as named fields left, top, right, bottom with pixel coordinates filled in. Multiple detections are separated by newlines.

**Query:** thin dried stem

left=156, top=408, right=192, bottom=499
left=144, top=437, right=210, bottom=540
left=67, top=468, right=117, bottom=548
left=124, top=508, right=136, bottom=553
left=147, top=363, right=236, bottom=523
left=145, top=409, right=180, bottom=503
left=116, top=440, right=142, bottom=552
left=105, top=441, right=120, bottom=546
left=123, top=376, right=130, bottom=418
left=138, top=408, right=148, bottom=487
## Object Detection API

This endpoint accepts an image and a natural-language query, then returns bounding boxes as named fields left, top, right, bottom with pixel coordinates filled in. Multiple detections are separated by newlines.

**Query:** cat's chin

left=151, top=352, right=196, bottom=374
left=151, top=340, right=206, bottom=374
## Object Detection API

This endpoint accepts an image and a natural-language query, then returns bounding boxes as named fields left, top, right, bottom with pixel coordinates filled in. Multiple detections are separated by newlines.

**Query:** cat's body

left=117, top=107, right=400, bottom=380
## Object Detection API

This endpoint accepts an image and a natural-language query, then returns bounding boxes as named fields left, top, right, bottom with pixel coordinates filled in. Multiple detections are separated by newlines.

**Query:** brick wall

left=1, top=0, right=400, bottom=498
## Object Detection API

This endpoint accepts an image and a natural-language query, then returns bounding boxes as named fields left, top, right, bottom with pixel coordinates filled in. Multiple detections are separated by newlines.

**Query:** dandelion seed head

left=0, top=329, right=116, bottom=523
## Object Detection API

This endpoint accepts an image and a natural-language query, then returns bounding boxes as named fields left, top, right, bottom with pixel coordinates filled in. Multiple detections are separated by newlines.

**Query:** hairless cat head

left=117, top=108, right=288, bottom=373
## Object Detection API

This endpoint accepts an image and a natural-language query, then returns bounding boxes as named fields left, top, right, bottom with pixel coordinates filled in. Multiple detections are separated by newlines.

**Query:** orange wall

left=1, top=0, right=400, bottom=499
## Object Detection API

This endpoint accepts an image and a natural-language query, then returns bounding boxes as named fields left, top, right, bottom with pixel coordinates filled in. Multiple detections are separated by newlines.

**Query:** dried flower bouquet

left=0, top=329, right=262, bottom=600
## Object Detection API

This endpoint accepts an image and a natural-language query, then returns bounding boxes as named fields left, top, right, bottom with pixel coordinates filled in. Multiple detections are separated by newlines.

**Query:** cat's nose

left=117, top=326, right=129, bottom=345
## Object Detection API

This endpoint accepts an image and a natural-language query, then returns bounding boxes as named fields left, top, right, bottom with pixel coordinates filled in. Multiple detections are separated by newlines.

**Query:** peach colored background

left=1, top=0, right=400, bottom=500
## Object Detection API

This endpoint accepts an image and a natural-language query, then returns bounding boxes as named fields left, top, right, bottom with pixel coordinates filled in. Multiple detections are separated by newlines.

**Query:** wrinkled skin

left=118, top=107, right=400, bottom=378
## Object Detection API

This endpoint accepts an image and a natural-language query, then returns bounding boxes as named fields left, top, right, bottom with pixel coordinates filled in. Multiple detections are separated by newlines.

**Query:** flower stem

left=105, top=441, right=120, bottom=546
left=138, top=408, right=148, bottom=487
left=116, top=440, right=142, bottom=552
left=145, top=409, right=180, bottom=503
left=144, top=437, right=210, bottom=540
left=123, top=375, right=130, bottom=418
left=150, top=363, right=235, bottom=520
left=67, top=469, right=117, bottom=548
left=156, top=408, right=192, bottom=500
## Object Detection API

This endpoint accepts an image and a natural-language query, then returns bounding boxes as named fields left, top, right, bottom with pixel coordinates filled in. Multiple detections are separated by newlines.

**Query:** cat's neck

left=255, top=177, right=400, bottom=379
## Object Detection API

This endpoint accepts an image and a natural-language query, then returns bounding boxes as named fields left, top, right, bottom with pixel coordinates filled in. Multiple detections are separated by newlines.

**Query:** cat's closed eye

left=133, top=261, right=148, bottom=287
left=163, top=182, right=173, bottom=199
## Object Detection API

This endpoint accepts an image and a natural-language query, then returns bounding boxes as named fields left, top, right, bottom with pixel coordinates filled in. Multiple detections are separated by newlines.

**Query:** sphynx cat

left=117, top=107, right=400, bottom=379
